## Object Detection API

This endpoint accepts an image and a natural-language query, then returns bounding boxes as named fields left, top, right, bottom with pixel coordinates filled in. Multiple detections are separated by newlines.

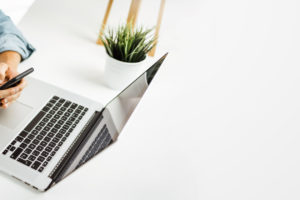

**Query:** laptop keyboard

left=77, top=124, right=112, bottom=168
left=2, top=96, right=88, bottom=173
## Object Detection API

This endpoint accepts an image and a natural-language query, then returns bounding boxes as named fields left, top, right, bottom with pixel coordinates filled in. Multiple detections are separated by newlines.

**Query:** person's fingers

left=13, top=78, right=27, bottom=92
left=0, top=63, right=8, bottom=84
left=0, top=101, right=11, bottom=109
left=6, top=68, right=18, bottom=80
left=0, top=79, right=26, bottom=99
left=3, top=91, right=21, bottom=103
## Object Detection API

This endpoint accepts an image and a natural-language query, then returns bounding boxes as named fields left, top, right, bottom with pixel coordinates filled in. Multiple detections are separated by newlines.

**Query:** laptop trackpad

left=0, top=101, right=32, bottom=130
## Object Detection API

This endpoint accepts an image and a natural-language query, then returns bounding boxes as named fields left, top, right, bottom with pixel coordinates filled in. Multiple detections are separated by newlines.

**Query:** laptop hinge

left=49, top=109, right=104, bottom=185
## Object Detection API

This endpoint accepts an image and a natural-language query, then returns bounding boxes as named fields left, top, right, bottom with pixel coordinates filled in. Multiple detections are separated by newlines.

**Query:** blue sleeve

left=0, top=10, right=35, bottom=61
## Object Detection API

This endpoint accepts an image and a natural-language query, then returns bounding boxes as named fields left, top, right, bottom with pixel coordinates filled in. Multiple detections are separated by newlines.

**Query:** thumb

left=0, top=63, right=8, bottom=84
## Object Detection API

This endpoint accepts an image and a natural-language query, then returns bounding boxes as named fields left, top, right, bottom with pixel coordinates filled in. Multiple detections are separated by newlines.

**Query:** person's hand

left=0, top=62, right=26, bottom=109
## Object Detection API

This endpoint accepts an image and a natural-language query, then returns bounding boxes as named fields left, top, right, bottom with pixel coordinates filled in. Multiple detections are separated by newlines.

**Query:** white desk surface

left=2, top=0, right=300, bottom=199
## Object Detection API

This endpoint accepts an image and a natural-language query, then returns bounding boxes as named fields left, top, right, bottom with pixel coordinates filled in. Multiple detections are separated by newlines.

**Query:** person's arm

left=0, top=10, right=35, bottom=108
left=0, top=51, right=21, bottom=72
left=0, top=10, right=35, bottom=61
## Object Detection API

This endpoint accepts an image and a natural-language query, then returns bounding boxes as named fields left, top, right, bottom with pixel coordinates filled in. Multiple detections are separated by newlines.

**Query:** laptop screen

left=52, top=53, right=167, bottom=183
left=105, top=53, right=168, bottom=138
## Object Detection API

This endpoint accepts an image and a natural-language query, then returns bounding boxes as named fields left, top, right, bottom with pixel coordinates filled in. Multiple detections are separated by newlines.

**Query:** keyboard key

left=59, top=98, right=65, bottom=103
left=54, top=115, right=60, bottom=119
left=51, top=128, right=58, bottom=133
left=54, top=146, right=60, bottom=151
left=20, top=153, right=28, bottom=159
left=46, top=156, right=52, bottom=162
left=20, top=143, right=27, bottom=149
left=52, top=137, right=59, bottom=143
left=62, top=125, right=69, bottom=130
left=29, top=144, right=36, bottom=149
left=41, top=151, right=49, bottom=157
left=39, top=121, right=46, bottom=127
left=67, top=108, right=73, bottom=113
left=48, top=132, right=54, bottom=137
left=45, top=147, right=52, bottom=152
left=10, top=148, right=23, bottom=159
left=61, top=116, right=68, bottom=121
left=44, top=137, right=51, bottom=142
left=36, top=135, right=43, bottom=140
left=11, top=141, right=16, bottom=145
left=46, top=103, right=53, bottom=108
left=50, top=99, right=56, bottom=104
left=54, top=124, right=61, bottom=129
left=42, top=106, right=50, bottom=112
left=42, top=161, right=48, bottom=167
left=53, top=96, right=59, bottom=100
left=24, top=138, right=31, bottom=144
left=28, top=155, right=36, bottom=161
left=37, top=156, right=45, bottom=162
left=38, top=167, right=44, bottom=172
left=32, top=150, right=40, bottom=156
left=36, top=146, right=43, bottom=151
left=56, top=102, right=62, bottom=107
left=71, top=103, right=77, bottom=109
left=24, top=148, right=32, bottom=154
left=17, top=158, right=32, bottom=166
left=59, top=129, right=66, bottom=134
left=43, top=127, right=50, bottom=132
left=19, top=131, right=28, bottom=138
left=48, top=142, right=56, bottom=148
left=63, top=101, right=71, bottom=107
left=40, top=141, right=47, bottom=146
left=42, top=118, right=49, bottom=123
left=40, top=131, right=47, bottom=136
left=78, top=106, right=84, bottom=110
left=24, top=111, right=45, bottom=132
left=32, top=139, right=40, bottom=145
left=31, top=161, right=41, bottom=170
left=2, top=149, right=8, bottom=155
left=28, top=134, right=35, bottom=140
left=10, top=146, right=16, bottom=151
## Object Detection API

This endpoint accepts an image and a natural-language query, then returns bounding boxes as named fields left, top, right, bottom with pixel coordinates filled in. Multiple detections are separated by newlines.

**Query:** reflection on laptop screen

left=106, top=53, right=168, bottom=138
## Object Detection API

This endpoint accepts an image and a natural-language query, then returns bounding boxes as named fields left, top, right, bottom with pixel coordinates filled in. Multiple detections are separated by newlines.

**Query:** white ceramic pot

left=104, top=54, right=146, bottom=90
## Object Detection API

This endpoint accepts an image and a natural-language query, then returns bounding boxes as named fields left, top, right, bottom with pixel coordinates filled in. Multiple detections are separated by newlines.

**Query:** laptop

left=0, top=53, right=167, bottom=191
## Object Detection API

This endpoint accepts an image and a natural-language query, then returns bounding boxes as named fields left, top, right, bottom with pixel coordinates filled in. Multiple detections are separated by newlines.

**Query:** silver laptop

left=0, top=53, right=167, bottom=191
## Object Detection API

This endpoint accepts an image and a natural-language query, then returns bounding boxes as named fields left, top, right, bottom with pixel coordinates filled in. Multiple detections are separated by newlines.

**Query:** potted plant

left=100, top=23, right=156, bottom=90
